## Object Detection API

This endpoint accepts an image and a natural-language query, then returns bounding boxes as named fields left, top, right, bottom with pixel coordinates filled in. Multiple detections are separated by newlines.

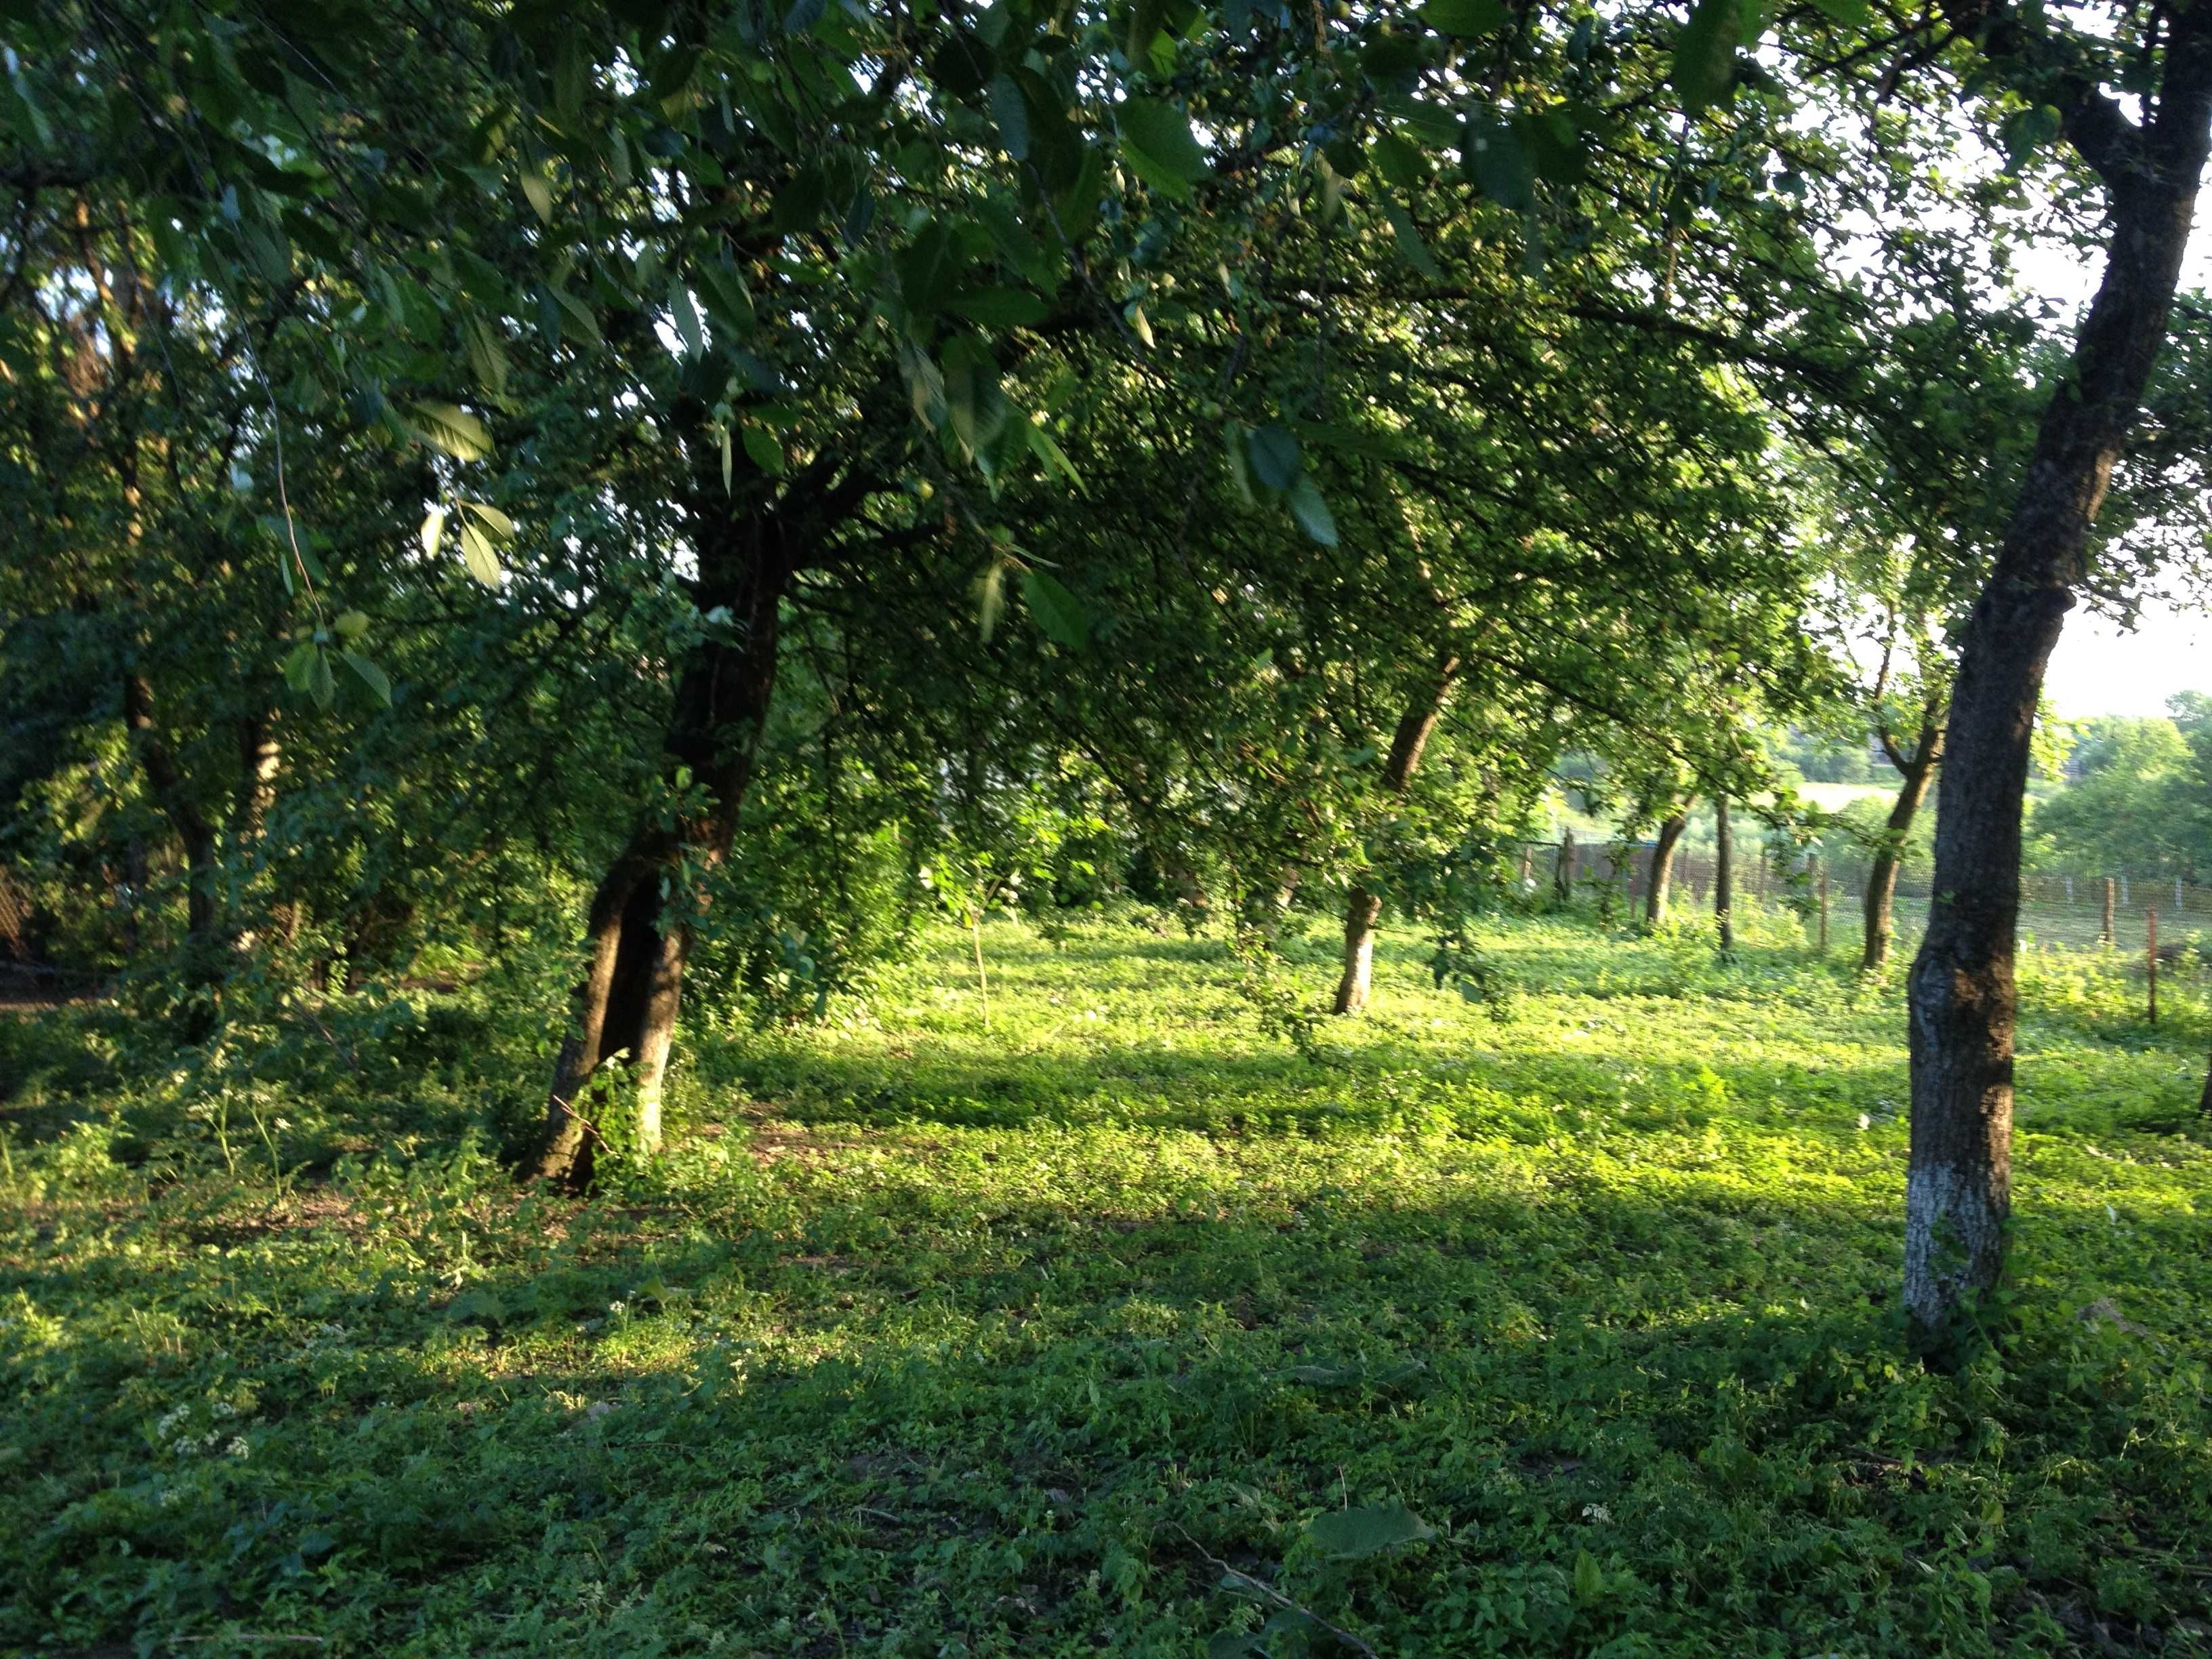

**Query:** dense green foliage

left=7, top=0, right=2212, bottom=1646
left=6, top=916, right=2209, bottom=1656
left=2029, top=699, right=2212, bottom=882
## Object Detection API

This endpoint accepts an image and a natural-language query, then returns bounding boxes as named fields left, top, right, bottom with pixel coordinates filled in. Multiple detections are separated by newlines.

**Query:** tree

left=1896, top=0, right=2212, bottom=1355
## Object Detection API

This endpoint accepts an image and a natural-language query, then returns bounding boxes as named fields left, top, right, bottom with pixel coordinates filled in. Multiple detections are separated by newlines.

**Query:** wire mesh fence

left=1519, top=839, right=2212, bottom=959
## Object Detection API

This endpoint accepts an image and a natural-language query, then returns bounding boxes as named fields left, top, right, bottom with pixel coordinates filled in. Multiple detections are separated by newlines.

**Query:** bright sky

left=2045, top=603, right=2211, bottom=719
left=2001, top=211, right=2212, bottom=721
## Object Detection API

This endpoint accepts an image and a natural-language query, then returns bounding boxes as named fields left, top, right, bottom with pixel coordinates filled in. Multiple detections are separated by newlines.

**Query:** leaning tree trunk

left=1862, top=707, right=1944, bottom=972
left=1904, top=37, right=2212, bottom=1354
left=1645, top=813, right=1687, bottom=927
left=1713, top=795, right=1734, bottom=953
left=532, top=516, right=793, bottom=1186
left=1334, top=653, right=1460, bottom=1015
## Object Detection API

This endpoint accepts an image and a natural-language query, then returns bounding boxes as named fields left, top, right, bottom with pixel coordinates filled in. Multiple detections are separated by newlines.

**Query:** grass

left=3, top=909, right=2211, bottom=1657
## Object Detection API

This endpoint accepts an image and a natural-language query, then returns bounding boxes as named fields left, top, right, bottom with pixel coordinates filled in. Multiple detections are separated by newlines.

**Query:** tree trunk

left=1333, top=887, right=1386, bottom=1015
left=121, top=673, right=220, bottom=954
left=1333, top=655, right=1458, bottom=1015
left=1862, top=707, right=1944, bottom=972
left=1904, top=43, right=2212, bottom=1354
left=1713, top=796, right=1733, bottom=953
left=228, top=710, right=283, bottom=954
left=531, top=517, right=793, bottom=1185
left=1645, top=813, right=1687, bottom=926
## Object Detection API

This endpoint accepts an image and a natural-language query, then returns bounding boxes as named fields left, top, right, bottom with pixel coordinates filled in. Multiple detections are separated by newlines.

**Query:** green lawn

left=5, top=913, right=2210, bottom=1656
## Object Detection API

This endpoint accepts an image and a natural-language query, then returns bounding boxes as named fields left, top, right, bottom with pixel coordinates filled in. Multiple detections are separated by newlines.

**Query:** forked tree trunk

left=1334, top=654, right=1459, bottom=1015
left=532, top=520, right=793, bottom=1187
left=1645, top=813, right=1687, bottom=926
left=1713, top=795, right=1733, bottom=953
left=1862, top=704, right=1943, bottom=972
left=1904, top=32, right=2212, bottom=1354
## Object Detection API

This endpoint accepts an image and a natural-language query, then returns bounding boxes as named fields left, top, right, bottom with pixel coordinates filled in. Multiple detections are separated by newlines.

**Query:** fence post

left=1715, top=795, right=1734, bottom=953
left=1818, top=859, right=1830, bottom=956
left=2102, top=878, right=2116, bottom=946
left=2148, top=907, right=2158, bottom=1026
left=1556, top=827, right=1575, bottom=905
left=2065, top=875, right=2074, bottom=905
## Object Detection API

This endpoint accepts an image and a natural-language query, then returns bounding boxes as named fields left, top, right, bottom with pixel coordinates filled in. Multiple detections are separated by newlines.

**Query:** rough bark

left=1904, top=16, right=2212, bottom=1355
left=1713, top=796, right=1733, bottom=954
left=1862, top=704, right=1944, bottom=972
left=1645, top=813, right=1687, bottom=927
left=1333, top=655, right=1459, bottom=1015
left=531, top=510, right=794, bottom=1185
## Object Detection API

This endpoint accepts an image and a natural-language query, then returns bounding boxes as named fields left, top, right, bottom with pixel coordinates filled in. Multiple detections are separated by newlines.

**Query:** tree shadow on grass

left=9, top=1148, right=2210, bottom=1654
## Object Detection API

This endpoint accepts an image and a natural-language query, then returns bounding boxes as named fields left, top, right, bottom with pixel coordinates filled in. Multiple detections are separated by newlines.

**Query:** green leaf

left=952, top=287, right=1051, bottom=327
left=411, top=403, right=493, bottom=462
left=459, top=520, right=504, bottom=586
left=975, top=559, right=1007, bottom=642
left=1380, top=94, right=1462, bottom=148
left=1247, top=424, right=1301, bottom=492
left=333, top=609, right=370, bottom=640
left=520, top=162, right=555, bottom=224
left=281, top=640, right=318, bottom=694
left=551, top=287, right=605, bottom=348
left=988, top=74, right=1031, bottom=160
left=1022, top=569, right=1091, bottom=649
left=1287, top=474, right=1338, bottom=546
left=1223, top=422, right=1254, bottom=505
left=1574, top=1548, right=1605, bottom=1606
left=1031, top=425, right=1084, bottom=489
left=1119, top=98, right=1208, bottom=199
left=670, top=280, right=705, bottom=356
left=1370, top=131, right=1429, bottom=191
left=419, top=504, right=448, bottom=558
left=697, top=262, right=756, bottom=334
left=461, top=500, right=516, bottom=537
left=1465, top=113, right=1536, bottom=211
left=340, top=651, right=392, bottom=705
left=1306, top=1502, right=1435, bottom=1559
left=741, top=422, right=785, bottom=476
left=1674, top=0, right=1742, bottom=117
left=976, top=201, right=1058, bottom=289
left=1382, top=202, right=1443, bottom=279
left=309, top=647, right=336, bottom=707
left=462, top=314, right=510, bottom=397
left=1423, top=0, right=1512, bottom=34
